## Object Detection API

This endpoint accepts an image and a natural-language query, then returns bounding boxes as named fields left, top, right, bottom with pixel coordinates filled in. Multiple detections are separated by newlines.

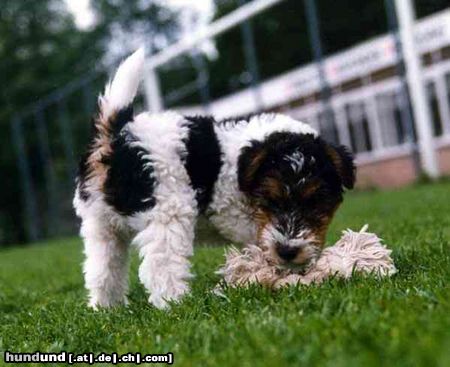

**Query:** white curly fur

left=101, top=47, right=145, bottom=119
left=209, top=114, right=317, bottom=244
left=127, top=112, right=197, bottom=309
left=74, top=49, right=197, bottom=309
left=217, top=226, right=397, bottom=289
left=74, top=49, right=321, bottom=310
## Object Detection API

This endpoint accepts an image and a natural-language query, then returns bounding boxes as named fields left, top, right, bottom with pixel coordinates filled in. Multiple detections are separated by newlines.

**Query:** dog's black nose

left=275, top=243, right=299, bottom=261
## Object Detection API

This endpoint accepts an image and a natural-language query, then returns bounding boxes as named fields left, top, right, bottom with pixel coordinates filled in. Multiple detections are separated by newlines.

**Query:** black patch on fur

left=237, top=132, right=355, bottom=235
left=332, top=145, right=355, bottom=189
left=76, top=106, right=134, bottom=202
left=112, top=106, right=134, bottom=135
left=103, top=129, right=156, bottom=216
left=184, top=115, right=222, bottom=213
left=238, top=132, right=354, bottom=197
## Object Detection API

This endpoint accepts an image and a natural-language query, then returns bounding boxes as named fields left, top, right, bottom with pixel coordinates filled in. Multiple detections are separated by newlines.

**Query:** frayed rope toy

left=217, top=225, right=397, bottom=289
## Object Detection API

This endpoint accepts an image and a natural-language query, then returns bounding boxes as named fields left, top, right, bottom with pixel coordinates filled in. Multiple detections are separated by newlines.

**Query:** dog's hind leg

left=81, top=216, right=130, bottom=309
left=134, top=192, right=197, bottom=309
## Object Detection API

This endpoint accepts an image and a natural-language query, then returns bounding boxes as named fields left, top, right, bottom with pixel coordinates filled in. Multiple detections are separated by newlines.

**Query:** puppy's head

left=238, top=132, right=355, bottom=269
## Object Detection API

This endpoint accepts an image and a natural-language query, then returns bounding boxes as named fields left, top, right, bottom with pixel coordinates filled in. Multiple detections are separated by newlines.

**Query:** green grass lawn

left=1, top=182, right=450, bottom=366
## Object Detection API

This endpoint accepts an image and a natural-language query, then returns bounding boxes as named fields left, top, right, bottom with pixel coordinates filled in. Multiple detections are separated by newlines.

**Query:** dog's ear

left=325, top=144, right=356, bottom=189
left=238, top=141, right=268, bottom=195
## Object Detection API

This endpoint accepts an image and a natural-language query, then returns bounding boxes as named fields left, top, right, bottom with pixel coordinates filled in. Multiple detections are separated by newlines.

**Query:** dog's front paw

left=88, top=292, right=128, bottom=310
left=149, top=282, right=189, bottom=309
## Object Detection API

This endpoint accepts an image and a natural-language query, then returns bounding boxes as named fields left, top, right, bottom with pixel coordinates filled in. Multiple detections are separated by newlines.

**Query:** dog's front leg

left=81, top=218, right=130, bottom=309
left=134, top=202, right=197, bottom=309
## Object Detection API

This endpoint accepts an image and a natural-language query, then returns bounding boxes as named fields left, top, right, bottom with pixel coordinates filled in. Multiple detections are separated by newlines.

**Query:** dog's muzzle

left=273, top=239, right=321, bottom=268
left=275, top=242, right=299, bottom=261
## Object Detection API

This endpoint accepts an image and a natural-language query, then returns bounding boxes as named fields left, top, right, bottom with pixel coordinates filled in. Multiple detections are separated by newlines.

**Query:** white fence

left=160, top=7, right=450, bottom=168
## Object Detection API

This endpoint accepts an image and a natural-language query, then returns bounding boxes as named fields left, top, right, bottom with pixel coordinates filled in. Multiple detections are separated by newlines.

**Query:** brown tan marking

left=252, top=207, right=273, bottom=245
left=310, top=203, right=341, bottom=247
left=241, top=148, right=267, bottom=192
left=83, top=102, right=118, bottom=193
left=299, top=179, right=321, bottom=199
left=260, top=176, right=287, bottom=200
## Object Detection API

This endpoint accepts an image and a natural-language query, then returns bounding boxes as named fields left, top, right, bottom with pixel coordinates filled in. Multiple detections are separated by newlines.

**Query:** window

left=345, top=102, right=372, bottom=154
left=376, top=90, right=412, bottom=147
left=446, top=73, right=450, bottom=106
left=426, top=81, right=443, bottom=137
left=445, top=72, right=450, bottom=132
left=317, top=109, right=339, bottom=145
left=393, top=92, right=408, bottom=144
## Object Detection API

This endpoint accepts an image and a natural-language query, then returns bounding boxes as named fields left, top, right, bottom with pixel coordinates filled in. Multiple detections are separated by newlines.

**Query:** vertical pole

left=239, top=0, right=264, bottom=112
left=308, top=110, right=320, bottom=133
left=11, top=117, right=40, bottom=242
left=143, top=67, right=164, bottom=113
left=35, top=107, right=59, bottom=236
left=394, top=0, right=439, bottom=178
left=304, top=0, right=335, bottom=143
left=334, top=104, right=352, bottom=148
left=192, top=51, right=211, bottom=113
left=384, top=0, right=421, bottom=172
left=57, top=100, right=77, bottom=182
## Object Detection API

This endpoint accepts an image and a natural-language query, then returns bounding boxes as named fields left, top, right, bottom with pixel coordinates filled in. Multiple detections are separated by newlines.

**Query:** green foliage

left=0, top=0, right=101, bottom=122
left=0, top=0, right=103, bottom=244
left=0, top=0, right=181, bottom=245
left=1, top=182, right=449, bottom=366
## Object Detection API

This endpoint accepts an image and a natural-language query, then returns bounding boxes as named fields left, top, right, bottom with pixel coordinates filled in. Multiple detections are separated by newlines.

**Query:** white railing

left=144, top=5, right=450, bottom=171
left=143, top=0, right=287, bottom=112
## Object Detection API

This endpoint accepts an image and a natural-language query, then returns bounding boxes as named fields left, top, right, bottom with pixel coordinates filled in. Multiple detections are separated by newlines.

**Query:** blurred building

left=183, top=8, right=450, bottom=188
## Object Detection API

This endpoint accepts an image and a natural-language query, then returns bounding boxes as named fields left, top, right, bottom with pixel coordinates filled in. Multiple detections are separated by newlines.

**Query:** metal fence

left=10, top=0, right=450, bottom=243
left=11, top=73, right=103, bottom=241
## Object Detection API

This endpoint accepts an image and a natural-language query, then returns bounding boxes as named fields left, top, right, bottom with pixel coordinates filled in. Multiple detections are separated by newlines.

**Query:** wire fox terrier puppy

left=74, top=48, right=355, bottom=309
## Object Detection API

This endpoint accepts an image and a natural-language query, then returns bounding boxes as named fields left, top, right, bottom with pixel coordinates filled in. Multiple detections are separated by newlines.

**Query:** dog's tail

left=95, top=47, right=145, bottom=138
left=78, top=48, right=145, bottom=194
